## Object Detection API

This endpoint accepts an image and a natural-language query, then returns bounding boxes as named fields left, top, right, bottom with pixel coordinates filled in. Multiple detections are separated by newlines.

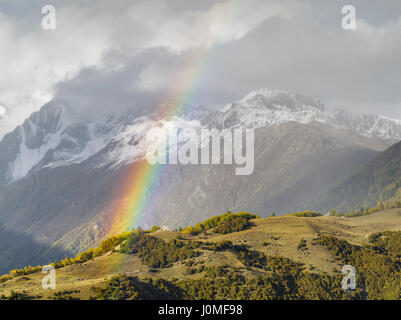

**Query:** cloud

left=0, top=105, right=6, bottom=119
left=54, top=48, right=170, bottom=118
left=173, top=3, right=401, bottom=116
left=0, top=4, right=113, bottom=135
left=143, top=0, right=303, bottom=52
left=0, top=0, right=400, bottom=137
left=0, top=0, right=302, bottom=135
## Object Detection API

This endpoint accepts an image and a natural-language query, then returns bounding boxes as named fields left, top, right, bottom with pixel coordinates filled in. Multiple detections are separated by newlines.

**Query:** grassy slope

left=2, top=209, right=401, bottom=300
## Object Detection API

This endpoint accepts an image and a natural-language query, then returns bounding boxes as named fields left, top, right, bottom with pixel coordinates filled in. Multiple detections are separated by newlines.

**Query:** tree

left=391, top=200, right=401, bottom=208
left=377, top=201, right=385, bottom=210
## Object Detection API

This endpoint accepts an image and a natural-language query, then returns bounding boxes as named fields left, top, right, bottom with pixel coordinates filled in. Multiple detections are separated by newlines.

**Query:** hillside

left=311, top=140, right=401, bottom=213
left=1, top=209, right=401, bottom=300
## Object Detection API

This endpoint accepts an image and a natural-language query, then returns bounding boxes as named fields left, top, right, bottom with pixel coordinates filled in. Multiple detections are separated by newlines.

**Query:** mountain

left=204, top=89, right=401, bottom=142
left=1, top=90, right=400, bottom=186
left=310, top=140, right=401, bottom=213
left=0, top=102, right=125, bottom=186
left=0, top=89, right=399, bottom=272
left=133, top=121, right=387, bottom=228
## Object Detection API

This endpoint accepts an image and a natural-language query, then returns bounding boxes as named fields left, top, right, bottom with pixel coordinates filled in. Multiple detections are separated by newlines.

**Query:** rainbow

left=106, top=0, right=243, bottom=236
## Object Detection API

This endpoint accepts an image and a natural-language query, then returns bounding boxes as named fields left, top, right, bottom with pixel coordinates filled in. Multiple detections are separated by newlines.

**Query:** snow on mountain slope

left=98, top=116, right=202, bottom=169
left=0, top=102, right=122, bottom=185
left=1, top=89, right=401, bottom=185
left=0, top=101, right=203, bottom=185
left=206, top=89, right=401, bottom=141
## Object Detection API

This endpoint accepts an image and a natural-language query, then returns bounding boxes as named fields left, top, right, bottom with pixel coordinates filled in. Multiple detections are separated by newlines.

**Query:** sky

left=0, top=0, right=400, bottom=137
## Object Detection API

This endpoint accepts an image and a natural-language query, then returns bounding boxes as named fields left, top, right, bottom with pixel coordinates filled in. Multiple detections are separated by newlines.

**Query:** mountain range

left=0, top=89, right=401, bottom=273
left=2, top=89, right=401, bottom=187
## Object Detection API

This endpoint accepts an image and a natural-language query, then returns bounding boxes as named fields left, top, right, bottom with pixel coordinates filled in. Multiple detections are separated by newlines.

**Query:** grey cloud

left=0, top=0, right=400, bottom=136
left=54, top=48, right=168, bottom=119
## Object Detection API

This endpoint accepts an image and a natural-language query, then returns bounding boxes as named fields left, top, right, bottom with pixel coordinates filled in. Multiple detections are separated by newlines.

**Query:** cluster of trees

left=328, top=189, right=401, bottom=218
left=182, top=212, right=258, bottom=235
left=291, top=211, right=322, bottom=217
left=387, top=187, right=401, bottom=209
left=120, top=232, right=199, bottom=268
left=51, top=290, right=80, bottom=300
left=176, top=270, right=356, bottom=300
left=64, top=234, right=129, bottom=265
left=91, top=264, right=357, bottom=300
left=330, top=199, right=401, bottom=218
left=297, top=239, right=307, bottom=251
left=0, top=290, right=26, bottom=300
left=214, top=216, right=251, bottom=234
left=0, top=233, right=130, bottom=283
left=368, top=231, right=401, bottom=257
left=91, top=276, right=184, bottom=300
left=234, top=245, right=267, bottom=269
left=149, top=226, right=161, bottom=233
left=203, top=240, right=233, bottom=252
left=317, top=232, right=401, bottom=299
left=0, top=265, right=43, bottom=283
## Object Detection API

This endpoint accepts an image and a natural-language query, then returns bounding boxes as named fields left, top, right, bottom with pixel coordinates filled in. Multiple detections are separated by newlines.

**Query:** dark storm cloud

left=54, top=49, right=162, bottom=119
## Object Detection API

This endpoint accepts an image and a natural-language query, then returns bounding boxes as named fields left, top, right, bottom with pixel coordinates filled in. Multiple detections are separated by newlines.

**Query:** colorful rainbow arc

left=107, top=1, right=243, bottom=236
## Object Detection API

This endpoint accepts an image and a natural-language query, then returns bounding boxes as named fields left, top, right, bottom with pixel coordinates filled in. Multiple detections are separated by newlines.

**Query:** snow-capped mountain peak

left=208, top=89, right=401, bottom=141
left=0, top=102, right=122, bottom=185
left=239, top=88, right=326, bottom=112
left=1, top=89, right=401, bottom=186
